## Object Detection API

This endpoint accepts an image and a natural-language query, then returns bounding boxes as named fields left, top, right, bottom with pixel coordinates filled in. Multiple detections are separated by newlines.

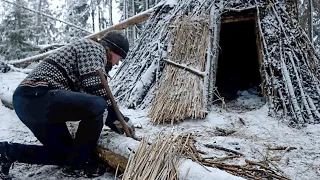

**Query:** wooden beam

left=85, top=7, right=155, bottom=40
left=9, top=7, right=155, bottom=65
left=164, top=59, right=205, bottom=77
left=222, top=16, right=255, bottom=24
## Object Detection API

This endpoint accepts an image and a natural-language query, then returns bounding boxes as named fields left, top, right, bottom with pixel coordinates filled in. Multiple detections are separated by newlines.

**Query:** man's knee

left=91, top=97, right=108, bottom=117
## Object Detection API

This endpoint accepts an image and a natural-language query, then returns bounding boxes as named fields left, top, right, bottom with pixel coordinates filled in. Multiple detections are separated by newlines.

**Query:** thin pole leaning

left=97, top=69, right=132, bottom=137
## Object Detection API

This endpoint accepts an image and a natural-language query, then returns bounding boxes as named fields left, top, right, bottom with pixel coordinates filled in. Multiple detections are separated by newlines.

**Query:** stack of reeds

left=150, top=14, right=210, bottom=124
left=121, top=134, right=182, bottom=180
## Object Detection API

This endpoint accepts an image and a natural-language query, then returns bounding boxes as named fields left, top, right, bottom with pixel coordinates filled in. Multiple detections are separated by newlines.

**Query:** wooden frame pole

left=97, top=69, right=132, bottom=137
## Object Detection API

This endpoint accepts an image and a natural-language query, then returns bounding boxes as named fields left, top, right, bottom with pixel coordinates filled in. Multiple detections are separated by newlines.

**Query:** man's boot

left=0, top=142, right=15, bottom=178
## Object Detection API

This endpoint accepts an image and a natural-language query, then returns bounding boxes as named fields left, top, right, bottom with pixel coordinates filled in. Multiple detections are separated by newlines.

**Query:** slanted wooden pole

left=97, top=69, right=132, bottom=138
left=9, top=7, right=155, bottom=65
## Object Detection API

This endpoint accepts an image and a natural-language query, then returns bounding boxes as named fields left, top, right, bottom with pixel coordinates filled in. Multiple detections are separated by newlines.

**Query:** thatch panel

left=149, top=11, right=209, bottom=124
left=111, top=0, right=320, bottom=126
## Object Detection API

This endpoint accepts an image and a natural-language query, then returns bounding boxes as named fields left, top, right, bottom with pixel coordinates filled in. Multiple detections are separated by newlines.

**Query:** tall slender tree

left=60, top=0, right=92, bottom=42
left=109, top=0, right=113, bottom=26
left=28, top=0, right=59, bottom=45
left=307, top=0, right=314, bottom=43
left=313, top=0, right=319, bottom=53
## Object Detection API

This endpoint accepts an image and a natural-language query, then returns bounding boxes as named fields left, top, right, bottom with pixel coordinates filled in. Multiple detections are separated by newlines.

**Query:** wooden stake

left=97, top=69, right=132, bottom=137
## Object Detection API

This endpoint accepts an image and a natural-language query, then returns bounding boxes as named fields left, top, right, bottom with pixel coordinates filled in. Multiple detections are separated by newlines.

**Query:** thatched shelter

left=110, top=0, right=320, bottom=126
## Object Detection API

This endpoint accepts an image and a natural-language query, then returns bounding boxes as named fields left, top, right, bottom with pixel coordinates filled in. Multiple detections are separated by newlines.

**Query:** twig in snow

left=268, top=146, right=297, bottom=151
left=204, top=144, right=244, bottom=156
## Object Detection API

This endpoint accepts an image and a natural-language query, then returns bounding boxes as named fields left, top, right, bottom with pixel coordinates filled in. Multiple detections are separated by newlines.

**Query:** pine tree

left=28, top=0, right=59, bottom=45
left=60, top=0, right=92, bottom=43
left=0, top=0, right=40, bottom=60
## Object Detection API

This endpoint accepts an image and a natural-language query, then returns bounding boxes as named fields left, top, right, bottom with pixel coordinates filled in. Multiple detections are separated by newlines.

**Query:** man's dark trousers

left=11, top=86, right=107, bottom=165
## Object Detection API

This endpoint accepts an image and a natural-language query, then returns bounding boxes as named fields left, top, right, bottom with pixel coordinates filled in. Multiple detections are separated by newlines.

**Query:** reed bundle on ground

left=121, top=134, right=182, bottom=180
left=178, top=134, right=289, bottom=180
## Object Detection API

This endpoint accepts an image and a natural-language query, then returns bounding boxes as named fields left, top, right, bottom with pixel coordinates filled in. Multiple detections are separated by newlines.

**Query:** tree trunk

left=146, top=0, right=149, bottom=10
left=132, top=0, right=137, bottom=41
left=124, top=0, right=129, bottom=39
left=92, top=5, right=95, bottom=32
left=308, top=0, right=314, bottom=43
left=36, top=0, right=42, bottom=45
left=109, top=0, right=113, bottom=25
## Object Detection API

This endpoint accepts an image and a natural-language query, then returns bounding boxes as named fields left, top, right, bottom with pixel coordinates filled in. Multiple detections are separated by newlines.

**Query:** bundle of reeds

left=121, top=134, right=182, bottom=180
left=178, top=134, right=289, bottom=180
left=150, top=14, right=209, bottom=124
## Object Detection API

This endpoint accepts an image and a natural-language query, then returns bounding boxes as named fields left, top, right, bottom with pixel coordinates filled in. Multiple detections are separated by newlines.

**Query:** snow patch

left=179, top=159, right=245, bottom=180
left=165, top=0, right=178, bottom=6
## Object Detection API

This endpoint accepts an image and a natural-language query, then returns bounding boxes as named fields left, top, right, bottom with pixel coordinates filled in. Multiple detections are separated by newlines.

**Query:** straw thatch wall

left=111, top=0, right=320, bottom=126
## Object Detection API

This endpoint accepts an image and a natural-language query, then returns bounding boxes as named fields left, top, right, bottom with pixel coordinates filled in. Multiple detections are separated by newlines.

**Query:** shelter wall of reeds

left=111, top=0, right=320, bottom=126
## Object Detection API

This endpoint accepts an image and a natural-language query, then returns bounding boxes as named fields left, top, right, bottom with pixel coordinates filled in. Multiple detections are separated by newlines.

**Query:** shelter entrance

left=215, top=17, right=262, bottom=101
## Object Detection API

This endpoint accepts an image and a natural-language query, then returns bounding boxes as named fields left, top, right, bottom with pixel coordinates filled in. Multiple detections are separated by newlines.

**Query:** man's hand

left=104, top=106, right=135, bottom=136
left=113, top=118, right=135, bottom=136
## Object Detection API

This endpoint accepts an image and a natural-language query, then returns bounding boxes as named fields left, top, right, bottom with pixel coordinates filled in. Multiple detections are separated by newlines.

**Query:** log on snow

left=0, top=98, right=13, bottom=110
left=0, top=94, right=13, bottom=110
left=96, top=146, right=128, bottom=173
left=98, top=132, right=245, bottom=180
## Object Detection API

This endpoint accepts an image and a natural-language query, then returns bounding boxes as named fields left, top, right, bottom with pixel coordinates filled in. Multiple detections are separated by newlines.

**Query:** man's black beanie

left=100, top=31, right=129, bottom=59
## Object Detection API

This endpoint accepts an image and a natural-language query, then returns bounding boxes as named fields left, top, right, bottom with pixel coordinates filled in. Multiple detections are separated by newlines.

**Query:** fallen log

left=98, top=132, right=245, bottom=180
left=0, top=95, right=13, bottom=110
left=0, top=99, right=13, bottom=110
left=96, top=146, right=128, bottom=173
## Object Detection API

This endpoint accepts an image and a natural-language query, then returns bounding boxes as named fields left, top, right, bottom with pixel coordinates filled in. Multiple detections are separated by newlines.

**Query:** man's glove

left=113, top=119, right=135, bottom=136
left=104, top=106, right=135, bottom=136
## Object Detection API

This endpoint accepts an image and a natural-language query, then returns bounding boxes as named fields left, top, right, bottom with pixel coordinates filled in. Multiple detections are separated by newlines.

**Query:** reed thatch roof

left=110, top=0, right=320, bottom=126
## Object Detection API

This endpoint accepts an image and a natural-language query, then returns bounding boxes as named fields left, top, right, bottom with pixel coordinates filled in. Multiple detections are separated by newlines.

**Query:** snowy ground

left=1, top=71, right=320, bottom=180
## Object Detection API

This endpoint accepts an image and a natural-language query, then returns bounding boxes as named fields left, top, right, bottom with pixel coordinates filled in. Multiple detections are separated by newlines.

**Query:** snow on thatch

left=111, top=0, right=320, bottom=126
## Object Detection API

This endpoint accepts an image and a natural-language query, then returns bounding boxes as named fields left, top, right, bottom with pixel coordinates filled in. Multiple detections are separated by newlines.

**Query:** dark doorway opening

left=215, top=19, right=262, bottom=101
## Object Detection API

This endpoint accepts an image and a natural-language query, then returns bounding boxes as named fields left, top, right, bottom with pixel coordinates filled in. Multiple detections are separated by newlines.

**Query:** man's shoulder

left=70, top=39, right=105, bottom=56
left=73, top=39, right=102, bottom=49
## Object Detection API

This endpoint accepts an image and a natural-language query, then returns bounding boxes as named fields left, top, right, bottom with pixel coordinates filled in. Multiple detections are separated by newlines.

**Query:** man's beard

left=105, top=61, right=113, bottom=73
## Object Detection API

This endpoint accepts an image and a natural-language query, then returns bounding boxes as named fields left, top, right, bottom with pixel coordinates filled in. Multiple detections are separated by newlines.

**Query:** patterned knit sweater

left=20, top=39, right=109, bottom=100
